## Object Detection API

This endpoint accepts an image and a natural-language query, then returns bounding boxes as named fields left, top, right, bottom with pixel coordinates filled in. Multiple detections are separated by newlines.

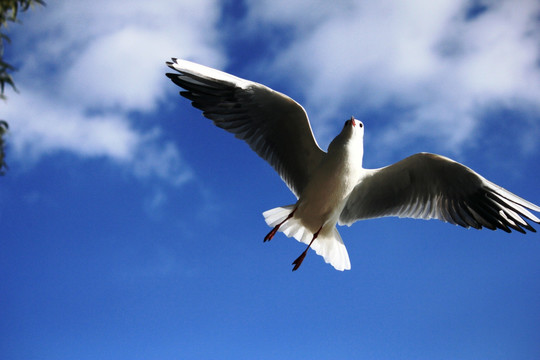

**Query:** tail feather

left=311, top=228, right=350, bottom=271
left=263, top=206, right=351, bottom=271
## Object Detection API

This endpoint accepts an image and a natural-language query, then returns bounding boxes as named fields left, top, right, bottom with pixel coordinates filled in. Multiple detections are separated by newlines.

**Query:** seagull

left=166, top=58, right=540, bottom=271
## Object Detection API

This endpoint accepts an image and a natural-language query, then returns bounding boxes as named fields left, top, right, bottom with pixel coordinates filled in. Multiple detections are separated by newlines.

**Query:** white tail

left=263, top=206, right=351, bottom=271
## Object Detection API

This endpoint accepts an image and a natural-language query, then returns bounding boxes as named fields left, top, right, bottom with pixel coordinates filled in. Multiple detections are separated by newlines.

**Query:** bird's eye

left=359, top=122, right=363, bottom=128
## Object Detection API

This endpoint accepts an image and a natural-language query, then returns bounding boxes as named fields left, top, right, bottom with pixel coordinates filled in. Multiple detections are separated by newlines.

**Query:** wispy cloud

left=244, top=0, right=540, bottom=155
left=5, top=0, right=223, bottom=184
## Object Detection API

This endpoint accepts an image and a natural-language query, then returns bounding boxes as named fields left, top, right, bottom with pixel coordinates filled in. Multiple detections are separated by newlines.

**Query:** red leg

left=292, top=226, right=322, bottom=271
left=264, top=208, right=296, bottom=242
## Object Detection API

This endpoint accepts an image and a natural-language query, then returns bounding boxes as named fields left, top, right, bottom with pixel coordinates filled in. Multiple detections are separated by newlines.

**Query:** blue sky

left=2, top=0, right=540, bottom=359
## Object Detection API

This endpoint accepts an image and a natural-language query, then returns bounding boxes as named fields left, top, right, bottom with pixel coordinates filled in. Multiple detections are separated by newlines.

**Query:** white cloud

left=5, top=0, right=540, bottom=180
left=4, top=90, right=137, bottom=161
left=245, top=0, right=540, bottom=154
left=4, top=88, right=193, bottom=184
left=61, top=26, right=172, bottom=112
left=6, top=0, right=223, bottom=184
left=245, top=0, right=356, bottom=31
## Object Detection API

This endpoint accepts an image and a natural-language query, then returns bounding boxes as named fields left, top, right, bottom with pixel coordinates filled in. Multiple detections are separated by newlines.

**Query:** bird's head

left=328, top=116, right=364, bottom=156
left=343, top=116, right=364, bottom=137
left=338, top=116, right=364, bottom=142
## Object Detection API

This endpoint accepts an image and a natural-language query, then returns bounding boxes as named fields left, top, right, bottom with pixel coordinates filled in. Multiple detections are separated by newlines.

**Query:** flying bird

left=166, top=58, right=540, bottom=271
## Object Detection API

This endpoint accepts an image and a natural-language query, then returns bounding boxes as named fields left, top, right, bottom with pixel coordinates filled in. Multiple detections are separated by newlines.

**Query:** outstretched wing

left=166, top=58, right=325, bottom=197
left=339, top=152, right=540, bottom=233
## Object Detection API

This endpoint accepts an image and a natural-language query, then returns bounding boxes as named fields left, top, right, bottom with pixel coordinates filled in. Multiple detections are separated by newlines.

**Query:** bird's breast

left=295, top=152, right=362, bottom=231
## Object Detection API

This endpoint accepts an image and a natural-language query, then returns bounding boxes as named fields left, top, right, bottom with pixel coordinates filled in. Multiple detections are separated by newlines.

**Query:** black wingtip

left=166, top=58, right=179, bottom=68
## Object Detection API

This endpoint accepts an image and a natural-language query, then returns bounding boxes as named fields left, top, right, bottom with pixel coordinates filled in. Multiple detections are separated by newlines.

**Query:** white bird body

left=166, top=58, right=540, bottom=271
left=264, top=119, right=365, bottom=270
left=298, top=121, right=364, bottom=232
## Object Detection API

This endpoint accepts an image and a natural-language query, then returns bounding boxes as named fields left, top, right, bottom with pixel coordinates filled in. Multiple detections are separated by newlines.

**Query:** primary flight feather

left=166, top=58, right=540, bottom=271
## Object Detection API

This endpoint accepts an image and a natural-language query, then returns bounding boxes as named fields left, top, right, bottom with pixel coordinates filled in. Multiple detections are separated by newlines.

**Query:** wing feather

left=339, top=153, right=540, bottom=233
left=166, top=58, right=325, bottom=197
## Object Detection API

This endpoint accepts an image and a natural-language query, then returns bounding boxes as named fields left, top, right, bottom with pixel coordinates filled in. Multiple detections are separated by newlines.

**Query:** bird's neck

left=332, top=136, right=364, bottom=163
